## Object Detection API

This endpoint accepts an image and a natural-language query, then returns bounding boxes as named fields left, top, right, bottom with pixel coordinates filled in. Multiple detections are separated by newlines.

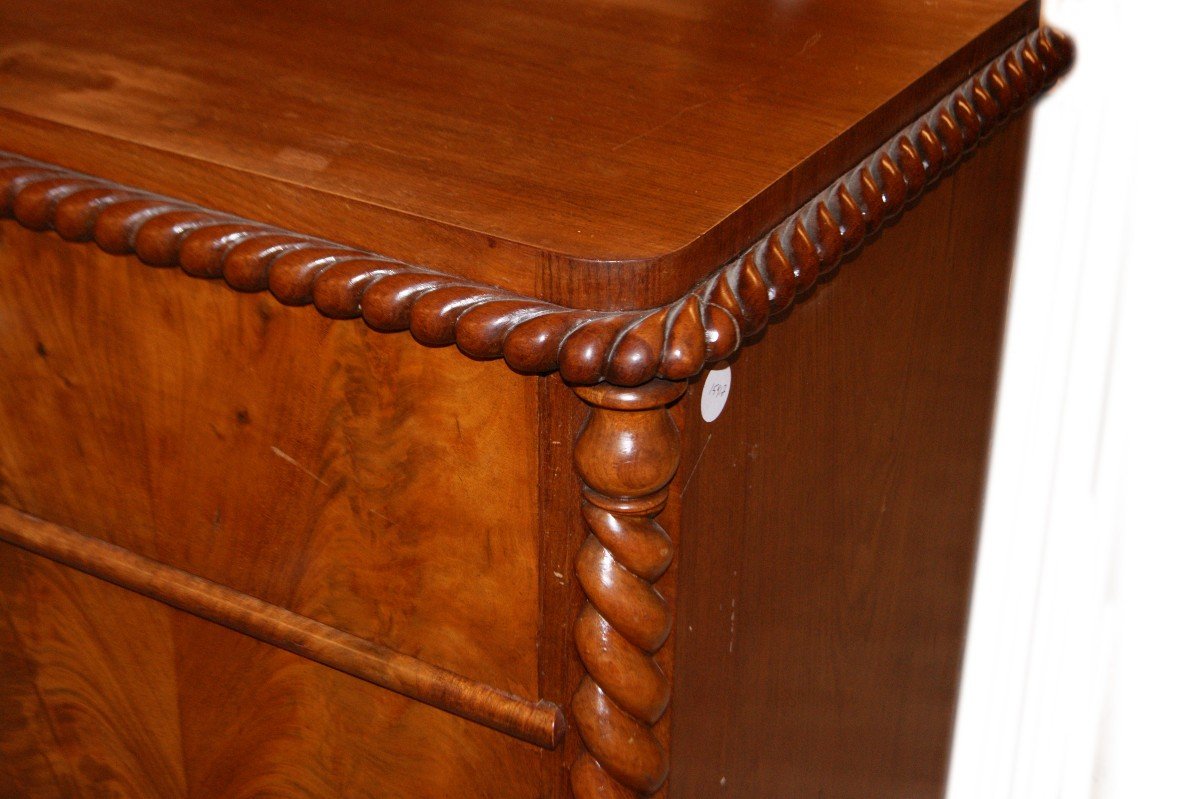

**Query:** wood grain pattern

left=0, top=504, right=564, bottom=750
left=668, top=113, right=1033, bottom=798
left=570, top=381, right=687, bottom=798
left=0, top=25, right=1072, bottom=388
left=0, top=0, right=1043, bottom=303
left=0, top=545, right=189, bottom=798
left=536, top=375, right=593, bottom=799
left=0, top=223, right=546, bottom=797
left=0, top=2, right=1076, bottom=795
left=1, top=544, right=553, bottom=798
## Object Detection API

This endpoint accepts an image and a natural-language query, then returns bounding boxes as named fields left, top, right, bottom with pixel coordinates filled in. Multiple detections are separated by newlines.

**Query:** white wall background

left=947, top=1, right=1200, bottom=797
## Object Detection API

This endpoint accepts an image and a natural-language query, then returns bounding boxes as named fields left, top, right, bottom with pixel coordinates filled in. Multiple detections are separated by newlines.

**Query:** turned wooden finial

left=570, top=379, right=686, bottom=798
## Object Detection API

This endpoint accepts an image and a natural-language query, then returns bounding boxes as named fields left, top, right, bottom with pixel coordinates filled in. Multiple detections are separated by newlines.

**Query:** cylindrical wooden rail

left=0, top=503, right=565, bottom=750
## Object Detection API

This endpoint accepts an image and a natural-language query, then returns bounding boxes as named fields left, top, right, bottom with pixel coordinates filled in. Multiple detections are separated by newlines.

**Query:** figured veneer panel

left=0, top=544, right=545, bottom=798
left=0, top=505, right=563, bottom=748
left=0, top=545, right=187, bottom=798
left=669, top=114, right=1031, bottom=798
left=0, top=224, right=542, bottom=756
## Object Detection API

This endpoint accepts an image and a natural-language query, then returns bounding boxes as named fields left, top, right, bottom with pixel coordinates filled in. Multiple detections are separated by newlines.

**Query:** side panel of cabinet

left=669, top=117, right=1031, bottom=798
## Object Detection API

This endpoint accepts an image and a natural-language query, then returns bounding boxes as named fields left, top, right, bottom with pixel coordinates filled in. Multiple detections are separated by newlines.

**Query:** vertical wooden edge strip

left=537, top=374, right=592, bottom=796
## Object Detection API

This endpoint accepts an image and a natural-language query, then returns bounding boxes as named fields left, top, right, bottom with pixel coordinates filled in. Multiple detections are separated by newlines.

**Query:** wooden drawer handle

left=0, top=504, right=564, bottom=750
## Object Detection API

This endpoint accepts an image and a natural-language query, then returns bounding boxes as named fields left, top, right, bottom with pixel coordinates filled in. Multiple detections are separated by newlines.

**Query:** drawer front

left=0, top=224, right=546, bottom=797
left=0, top=545, right=546, bottom=798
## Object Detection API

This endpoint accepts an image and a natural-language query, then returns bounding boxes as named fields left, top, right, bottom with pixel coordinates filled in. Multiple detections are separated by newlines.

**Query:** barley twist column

left=569, top=379, right=686, bottom=798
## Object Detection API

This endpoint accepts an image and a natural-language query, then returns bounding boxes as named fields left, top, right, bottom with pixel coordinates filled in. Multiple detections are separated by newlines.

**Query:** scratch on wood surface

left=366, top=507, right=399, bottom=526
left=798, top=31, right=823, bottom=58
left=611, top=98, right=719, bottom=152
left=728, top=597, right=737, bottom=653
left=270, top=446, right=330, bottom=487
left=680, top=433, right=714, bottom=498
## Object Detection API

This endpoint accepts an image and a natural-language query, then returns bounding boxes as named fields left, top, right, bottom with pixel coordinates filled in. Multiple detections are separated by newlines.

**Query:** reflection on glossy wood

left=0, top=0, right=1041, bottom=303
left=0, top=27, right=1071, bottom=388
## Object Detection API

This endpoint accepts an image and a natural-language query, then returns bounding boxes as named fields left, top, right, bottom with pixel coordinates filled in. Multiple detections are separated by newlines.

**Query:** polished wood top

left=0, top=0, right=1037, bottom=302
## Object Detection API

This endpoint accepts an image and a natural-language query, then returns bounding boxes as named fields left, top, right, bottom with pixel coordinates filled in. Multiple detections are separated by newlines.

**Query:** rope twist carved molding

left=571, top=380, right=687, bottom=798
left=0, top=27, right=1072, bottom=387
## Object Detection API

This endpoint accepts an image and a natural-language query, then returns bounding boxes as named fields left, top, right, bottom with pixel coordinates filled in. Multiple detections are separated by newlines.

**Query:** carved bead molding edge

left=0, top=26, right=1072, bottom=388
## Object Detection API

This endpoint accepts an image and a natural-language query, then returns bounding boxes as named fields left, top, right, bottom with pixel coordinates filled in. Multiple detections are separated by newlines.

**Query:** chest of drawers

left=0, top=2, right=1071, bottom=796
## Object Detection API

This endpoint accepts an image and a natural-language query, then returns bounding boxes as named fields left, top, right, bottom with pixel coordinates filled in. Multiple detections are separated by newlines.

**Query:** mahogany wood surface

left=0, top=546, right=546, bottom=798
left=0, top=223, right=547, bottom=796
left=0, top=2, right=1072, bottom=796
left=668, top=115, right=1032, bottom=798
left=570, top=381, right=687, bottom=797
left=0, top=504, right=563, bottom=750
left=0, top=14, right=1073, bottom=391
left=0, top=0, right=1039, bottom=304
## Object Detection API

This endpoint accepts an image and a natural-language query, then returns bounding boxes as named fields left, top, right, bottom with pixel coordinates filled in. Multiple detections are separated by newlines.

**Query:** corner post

left=569, top=379, right=687, bottom=798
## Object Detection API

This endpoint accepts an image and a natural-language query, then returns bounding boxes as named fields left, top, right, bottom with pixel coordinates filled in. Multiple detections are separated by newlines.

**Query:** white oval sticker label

left=700, top=367, right=732, bottom=422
